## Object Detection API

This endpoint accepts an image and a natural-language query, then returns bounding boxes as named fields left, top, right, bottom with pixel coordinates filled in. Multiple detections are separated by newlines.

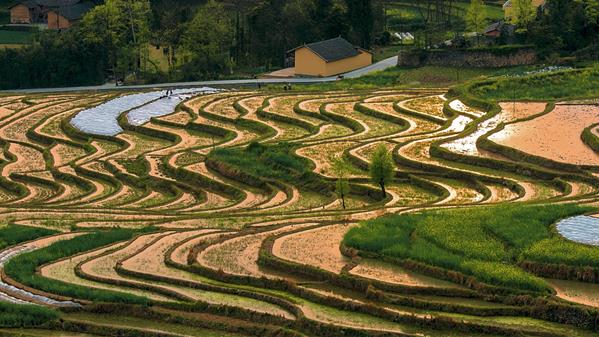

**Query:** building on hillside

left=9, top=0, right=93, bottom=29
left=484, top=21, right=515, bottom=38
left=503, top=0, right=545, bottom=22
left=287, top=37, right=372, bottom=77
left=47, top=2, right=93, bottom=29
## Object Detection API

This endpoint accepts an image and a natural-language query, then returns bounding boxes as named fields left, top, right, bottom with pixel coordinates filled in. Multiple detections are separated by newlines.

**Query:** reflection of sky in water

left=557, top=216, right=599, bottom=246
left=449, top=100, right=484, bottom=117
left=71, top=87, right=218, bottom=136
left=0, top=243, right=80, bottom=306
left=442, top=114, right=505, bottom=155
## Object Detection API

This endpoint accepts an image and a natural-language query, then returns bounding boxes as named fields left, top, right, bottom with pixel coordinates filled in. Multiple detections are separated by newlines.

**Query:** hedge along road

left=0, top=56, right=399, bottom=94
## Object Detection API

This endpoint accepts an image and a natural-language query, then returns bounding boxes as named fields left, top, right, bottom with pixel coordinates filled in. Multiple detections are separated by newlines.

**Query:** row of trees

left=139, top=0, right=387, bottom=80
left=528, top=0, right=599, bottom=56
left=0, top=30, right=107, bottom=90
left=464, top=0, right=599, bottom=55
left=0, top=0, right=390, bottom=88
left=334, top=145, right=393, bottom=210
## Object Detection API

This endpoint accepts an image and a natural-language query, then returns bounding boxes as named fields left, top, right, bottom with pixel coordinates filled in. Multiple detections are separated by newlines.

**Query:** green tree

left=181, top=0, right=234, bottom=79
left=346, top=0, right=374, bottom=48
left=577, top=0, right=599, bottom=25
left=313, top=0, right=350, bottom=39
left=369, top=145, right=394, bottom=198
left=80, top=0, right=151, bottom=79
left=153, top=4, right=188, bottom=72
left=332, top=159, right=350, bottom=210
left=465, top=0, right=488, bottom=45
left=510, top=0, right=536, bottom=30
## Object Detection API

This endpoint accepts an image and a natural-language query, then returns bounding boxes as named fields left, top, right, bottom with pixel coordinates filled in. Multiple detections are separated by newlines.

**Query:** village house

left=483, top=21, right=516, bottom=39
left=288, top=37, right=372, bottom=77
left=9, top=0, right=93, bottom=29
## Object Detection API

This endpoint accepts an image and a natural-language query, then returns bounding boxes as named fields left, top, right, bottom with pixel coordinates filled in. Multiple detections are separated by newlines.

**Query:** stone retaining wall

left=398, top=48, right=537, bottom=68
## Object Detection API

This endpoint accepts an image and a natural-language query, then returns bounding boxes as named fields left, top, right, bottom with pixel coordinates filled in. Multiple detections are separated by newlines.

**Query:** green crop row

left=4, top=228, right=154, bottom=305
left=208, top=142, right=332, bottom=195
left=0, top=302, right=58, bottom=328
left=0, top=224, right=56, bottom=250
left=344, top=203, right=596, bottom=292
left=466, top=66, right=599, bottom=102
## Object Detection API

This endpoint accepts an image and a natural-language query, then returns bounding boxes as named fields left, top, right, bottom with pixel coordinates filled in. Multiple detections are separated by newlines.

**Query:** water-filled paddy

left=556, top=215, right=599, bottom=246
left=70, top=87, right=217, bottom=136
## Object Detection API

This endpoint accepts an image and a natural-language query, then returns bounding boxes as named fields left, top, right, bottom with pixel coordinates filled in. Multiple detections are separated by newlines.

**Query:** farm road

left=2, top=56, right=399, bottom=94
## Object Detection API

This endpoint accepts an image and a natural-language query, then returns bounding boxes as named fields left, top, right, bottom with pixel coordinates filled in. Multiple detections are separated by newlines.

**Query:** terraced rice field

left=0, top=88, right=598, bottom=337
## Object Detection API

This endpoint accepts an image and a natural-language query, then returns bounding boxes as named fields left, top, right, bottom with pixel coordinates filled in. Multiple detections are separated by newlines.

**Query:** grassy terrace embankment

left=453, top=66, right=599, bottom=102
left=343, top=204, right=597, bottom=293
left=0, top=82, right=598, bottom=336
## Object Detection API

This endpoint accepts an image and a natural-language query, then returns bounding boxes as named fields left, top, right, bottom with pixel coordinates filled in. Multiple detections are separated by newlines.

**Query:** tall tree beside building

left=180, top=0, right=233, bottom=79
left=510, top=0, right=536, bottom=31
left=312, top=0, right=350, bottom=40
left=346, top=0, right=374, bottom=48
left=529, top=0, right=598, bottom=54
left=79, top=0, right=151, bottom=78
left=465, top=0, right=488, bottom=45
left=248, top=0, right=319, bottom=67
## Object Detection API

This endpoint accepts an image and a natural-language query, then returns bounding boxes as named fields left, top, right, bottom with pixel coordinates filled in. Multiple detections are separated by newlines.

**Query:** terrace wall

left=397, top=47, right=537, bottom=68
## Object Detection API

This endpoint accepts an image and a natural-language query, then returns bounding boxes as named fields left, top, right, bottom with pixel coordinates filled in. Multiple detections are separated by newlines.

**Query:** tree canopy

left=369, top=145, right=394, bottom=198
left=465, top=0, right=488, bottom=45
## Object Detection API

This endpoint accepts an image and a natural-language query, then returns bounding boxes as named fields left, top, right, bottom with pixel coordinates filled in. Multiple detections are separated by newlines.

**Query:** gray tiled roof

left=292, top=37, right=365, bottom=63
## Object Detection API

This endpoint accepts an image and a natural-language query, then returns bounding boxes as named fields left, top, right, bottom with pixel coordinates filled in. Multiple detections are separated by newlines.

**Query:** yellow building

left=289, top=37, right=372, bottom=77
left=503, top=0, right=545, bottom=22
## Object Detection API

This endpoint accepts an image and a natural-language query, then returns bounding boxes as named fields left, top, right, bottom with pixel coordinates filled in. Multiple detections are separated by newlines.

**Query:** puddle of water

left=71, top=87, right=218, bottom=136
left=556, top=215, right=599, bottom=246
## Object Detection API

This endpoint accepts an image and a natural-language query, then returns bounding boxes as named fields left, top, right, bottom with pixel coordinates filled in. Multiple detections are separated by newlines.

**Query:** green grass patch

left=0, top=29, right=34, bottom=45
left=344, top=203, right=595, bottom=292
left=117, top=157, right=149, bottom=177
left=4, top=228, right=155, bottom=304
left=0, top=224, right=57, bottom=250
left=208, top=142, right=331, bottom=194
left=0, top=302, right=58, bottom=328
left=174, top=151, right=204, bottom=167
left=523, top=238, right=599, bottom=268
left=279, top=66, right=509, bottom=92
left=64, top=312, right=248, bottom=337
left=466, top=66, right=599, bottom=101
